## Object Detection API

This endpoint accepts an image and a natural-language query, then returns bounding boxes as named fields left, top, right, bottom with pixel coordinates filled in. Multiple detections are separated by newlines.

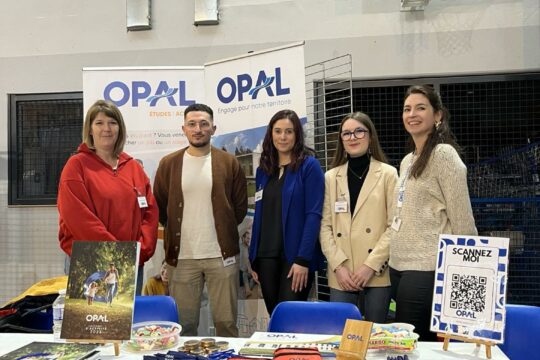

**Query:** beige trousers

left=168, top=257, right=239, bottom=337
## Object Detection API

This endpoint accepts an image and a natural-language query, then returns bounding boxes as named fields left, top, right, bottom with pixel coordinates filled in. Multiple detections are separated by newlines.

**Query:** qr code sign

left=449, top=273, right=487, bottom=312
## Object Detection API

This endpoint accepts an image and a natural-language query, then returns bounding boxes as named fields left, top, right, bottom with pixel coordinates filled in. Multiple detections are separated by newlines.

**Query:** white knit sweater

left=389, top=144, right=478, bottom=271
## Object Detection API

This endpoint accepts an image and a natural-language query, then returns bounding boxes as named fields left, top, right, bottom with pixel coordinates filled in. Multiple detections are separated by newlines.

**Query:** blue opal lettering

left=217, top=77, right=236, bottom=104
left=275, top=67, right=290, bottom=95
left=103, top=80, right=195, bottom=107
left=104, top=81, right=130, bottom=106
left=237, top=74, right=253, bottom=101
left=216, top=67, right=290, bottom=104
left=132, top=81, right=151, bottom=106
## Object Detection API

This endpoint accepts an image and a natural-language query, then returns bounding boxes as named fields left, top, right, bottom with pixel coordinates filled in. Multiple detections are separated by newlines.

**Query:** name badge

left=255, top=189, right=263, bottom=202
left=223, top=256, right=236, bottom=267
left=391, top=216, right=402, bottom=231
left=335, top=201, right=348, bottom=213
left=137, top=196, right=148, bottom=208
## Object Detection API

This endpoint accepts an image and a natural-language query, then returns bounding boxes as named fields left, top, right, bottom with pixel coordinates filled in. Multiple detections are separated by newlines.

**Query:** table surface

left=0, top=333, right=509, bottom=360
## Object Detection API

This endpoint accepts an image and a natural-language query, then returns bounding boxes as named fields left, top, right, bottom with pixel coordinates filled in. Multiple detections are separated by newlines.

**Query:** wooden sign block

left=334, top=319, right=373, bottom=360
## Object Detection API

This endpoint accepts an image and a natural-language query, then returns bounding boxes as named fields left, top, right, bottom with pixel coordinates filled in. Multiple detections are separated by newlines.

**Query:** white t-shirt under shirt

left=179, top=151, right=221, bottom=259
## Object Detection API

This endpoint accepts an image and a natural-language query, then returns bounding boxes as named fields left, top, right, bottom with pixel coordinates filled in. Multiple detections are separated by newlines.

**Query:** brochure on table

left=61, top=241, right=140, bottom=341
left=0, top=342, right=99, bottom=360
left=431, top=234, right=509, bottom=343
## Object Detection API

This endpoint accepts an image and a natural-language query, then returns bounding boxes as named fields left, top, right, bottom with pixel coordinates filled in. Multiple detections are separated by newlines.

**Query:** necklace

left=348, top=165, right=369, bottom=181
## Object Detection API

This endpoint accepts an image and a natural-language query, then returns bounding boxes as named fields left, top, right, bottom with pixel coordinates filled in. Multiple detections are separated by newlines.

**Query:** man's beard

left=189, top=140, right=210, bottom=148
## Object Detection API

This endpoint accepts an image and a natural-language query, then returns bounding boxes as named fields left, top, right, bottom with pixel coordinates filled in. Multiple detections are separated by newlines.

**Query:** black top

left=257, top=169, right=286, bottom=258
left=347, top=154, right=370, bottom=215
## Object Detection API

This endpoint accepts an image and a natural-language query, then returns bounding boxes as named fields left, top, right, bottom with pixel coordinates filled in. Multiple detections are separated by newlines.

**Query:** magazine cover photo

left=61, top=241, right=140, bottom=341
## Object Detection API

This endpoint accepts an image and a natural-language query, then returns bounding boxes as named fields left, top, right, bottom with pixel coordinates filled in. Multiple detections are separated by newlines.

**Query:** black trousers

left=390, top=267, right=437, bottom=341
left=254, top=257, right=314, bottom=316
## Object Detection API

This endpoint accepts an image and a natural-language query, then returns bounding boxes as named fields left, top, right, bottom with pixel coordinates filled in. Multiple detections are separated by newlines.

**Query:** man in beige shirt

left=154, top=103, right=247, bottom=336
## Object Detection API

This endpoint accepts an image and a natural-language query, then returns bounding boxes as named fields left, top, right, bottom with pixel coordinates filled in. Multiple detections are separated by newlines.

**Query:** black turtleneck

left=347, top=153, right=370, bottom=215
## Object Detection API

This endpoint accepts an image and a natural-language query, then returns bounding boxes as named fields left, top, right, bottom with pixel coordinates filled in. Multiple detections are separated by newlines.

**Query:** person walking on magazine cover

left=103, top=263, right=119, bottom=306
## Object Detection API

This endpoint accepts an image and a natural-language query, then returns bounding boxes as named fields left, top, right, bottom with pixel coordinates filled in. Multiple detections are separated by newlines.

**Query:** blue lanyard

left=397, top=154, right=416, bottom=213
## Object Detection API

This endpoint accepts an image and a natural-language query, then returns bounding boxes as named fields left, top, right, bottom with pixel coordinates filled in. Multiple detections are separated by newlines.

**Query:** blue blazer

left=249, top=156, right=325, bottom=271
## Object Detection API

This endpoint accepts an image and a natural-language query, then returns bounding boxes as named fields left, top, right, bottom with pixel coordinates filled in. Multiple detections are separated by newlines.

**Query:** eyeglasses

left=340, top=128, right=369, bottom=141
left=185, top=120, right=212, bottom=130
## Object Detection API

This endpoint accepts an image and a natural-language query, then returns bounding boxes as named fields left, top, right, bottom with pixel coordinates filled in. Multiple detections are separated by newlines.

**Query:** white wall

left=1, top=0, right=539, bottom=303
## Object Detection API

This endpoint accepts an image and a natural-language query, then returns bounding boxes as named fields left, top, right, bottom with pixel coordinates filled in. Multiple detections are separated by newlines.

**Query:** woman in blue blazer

left=249, top=109, right=325, bottom=315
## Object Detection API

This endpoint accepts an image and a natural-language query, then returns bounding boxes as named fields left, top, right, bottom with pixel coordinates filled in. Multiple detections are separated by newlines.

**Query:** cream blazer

left=320, top=159, right=397, bottom=289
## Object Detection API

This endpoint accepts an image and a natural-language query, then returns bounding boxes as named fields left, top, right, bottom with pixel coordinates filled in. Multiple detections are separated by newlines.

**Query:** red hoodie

left=58, top=143, right=158, bottom=264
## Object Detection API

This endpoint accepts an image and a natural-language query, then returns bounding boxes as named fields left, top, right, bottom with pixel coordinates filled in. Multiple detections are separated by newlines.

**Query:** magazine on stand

left=61, top=241, right=140, bottom=341
left=0, top=342, right=99, bottom=360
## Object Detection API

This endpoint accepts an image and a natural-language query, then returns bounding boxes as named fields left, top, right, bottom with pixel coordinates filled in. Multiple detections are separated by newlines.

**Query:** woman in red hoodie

left=57, top=100, right=158, bottom=295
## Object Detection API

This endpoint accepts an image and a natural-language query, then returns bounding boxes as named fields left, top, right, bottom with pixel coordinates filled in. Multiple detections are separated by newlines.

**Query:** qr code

left=449, top=274, right=487, bottom=312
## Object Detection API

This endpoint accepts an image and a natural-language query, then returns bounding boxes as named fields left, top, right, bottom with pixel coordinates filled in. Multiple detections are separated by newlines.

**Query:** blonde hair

left=82, top=100, right=127, bottom=157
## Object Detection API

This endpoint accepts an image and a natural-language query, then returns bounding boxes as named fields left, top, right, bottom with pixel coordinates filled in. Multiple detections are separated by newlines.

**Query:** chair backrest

left=498, top=304, right=540, bottom=359
left=267, top=301, right=362, bottom=335
left=133, top=295, right=179, bottom=324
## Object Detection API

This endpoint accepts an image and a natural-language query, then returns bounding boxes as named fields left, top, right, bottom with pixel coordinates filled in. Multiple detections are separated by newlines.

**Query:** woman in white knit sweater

left=389, top=85, right=477, bottom=341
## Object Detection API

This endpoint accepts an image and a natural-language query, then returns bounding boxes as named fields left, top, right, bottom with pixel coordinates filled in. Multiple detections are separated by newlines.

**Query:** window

left=9, top=93, right=83, bottom=205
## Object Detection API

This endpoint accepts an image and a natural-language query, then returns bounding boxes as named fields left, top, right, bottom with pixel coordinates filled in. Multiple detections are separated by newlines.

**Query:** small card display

left=431, top=234, right=509, bottom=343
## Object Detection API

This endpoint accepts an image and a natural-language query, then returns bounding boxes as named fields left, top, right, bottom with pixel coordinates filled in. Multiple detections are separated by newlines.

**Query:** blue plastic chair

left=133, top=295, right=179, bottom=324
left=267, top=301, right=362, bottom=335
left=498, top=304, right=540, bottom=359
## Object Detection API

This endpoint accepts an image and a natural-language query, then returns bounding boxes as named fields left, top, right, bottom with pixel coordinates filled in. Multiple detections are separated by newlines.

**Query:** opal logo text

left=216, top=67, right=290, bottom=104
left=104, top=81, right=195, bottom=107
left=86, top=314, right=109, bottom=322
left=456, top=310, right=477, bottom=319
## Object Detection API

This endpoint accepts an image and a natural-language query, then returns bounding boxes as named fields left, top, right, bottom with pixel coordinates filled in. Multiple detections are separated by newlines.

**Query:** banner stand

left=438, top=333, right=494, bottom=359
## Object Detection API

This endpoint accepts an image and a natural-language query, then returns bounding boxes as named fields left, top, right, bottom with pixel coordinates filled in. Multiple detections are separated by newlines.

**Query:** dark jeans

left=390, top=267, right=437, bottom=341
left=330, top=286, right=391, bottom=323
left=254, top=257, right=314, bottom=316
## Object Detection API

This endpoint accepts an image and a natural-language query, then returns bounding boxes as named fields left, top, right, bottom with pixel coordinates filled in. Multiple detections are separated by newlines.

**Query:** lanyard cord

left=396, top=153, right=416, bottom=219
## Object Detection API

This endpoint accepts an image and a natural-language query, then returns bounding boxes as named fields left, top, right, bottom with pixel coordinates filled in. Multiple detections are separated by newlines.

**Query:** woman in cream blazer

left=320, top=112, right=397, bottom=323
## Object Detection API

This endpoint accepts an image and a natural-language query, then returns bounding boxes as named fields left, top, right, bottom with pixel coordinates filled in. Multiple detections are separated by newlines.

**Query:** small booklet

left=62, top=240, right=140, bottom=341
left=0, top=342, right=99, bottom=360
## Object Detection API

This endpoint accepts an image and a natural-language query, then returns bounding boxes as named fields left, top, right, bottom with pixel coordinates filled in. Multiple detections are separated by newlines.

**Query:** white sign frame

left=431, top=234, right=509, bottom=343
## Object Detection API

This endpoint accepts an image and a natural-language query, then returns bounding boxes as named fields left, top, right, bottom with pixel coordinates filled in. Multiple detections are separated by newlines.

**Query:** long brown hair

left=404, top=85, right=460, bottom=178
left=332, top=112, right=388, bottom=168
left=259, top=109, right=315, bottom=175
